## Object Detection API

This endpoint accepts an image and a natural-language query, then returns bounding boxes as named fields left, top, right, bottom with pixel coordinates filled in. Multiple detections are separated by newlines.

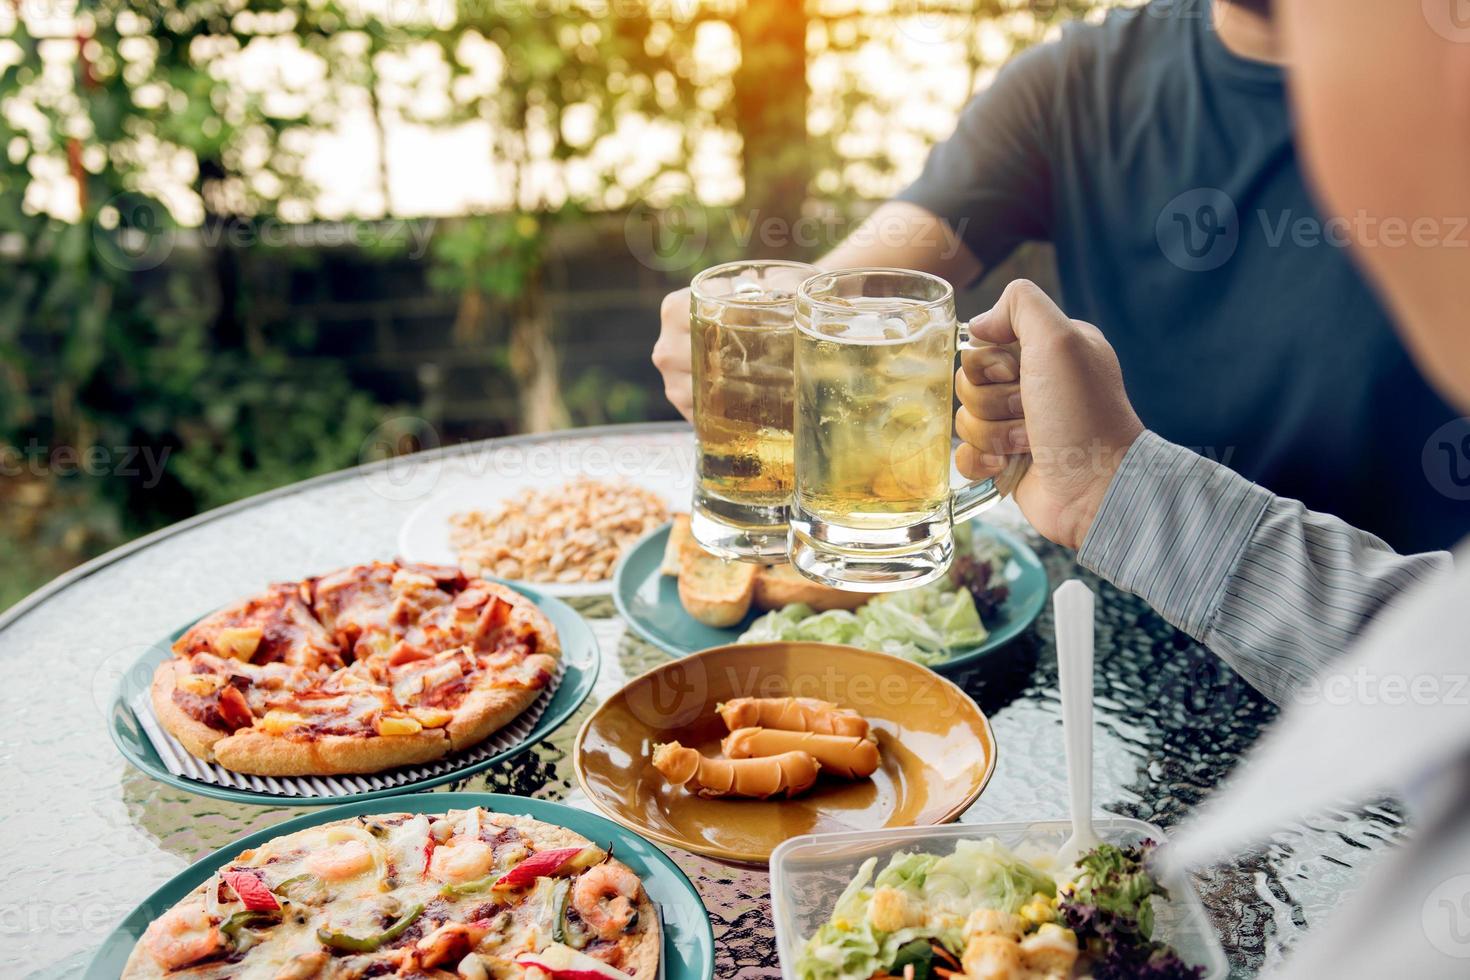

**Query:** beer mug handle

left=952, top=320, right=1032, bottom=524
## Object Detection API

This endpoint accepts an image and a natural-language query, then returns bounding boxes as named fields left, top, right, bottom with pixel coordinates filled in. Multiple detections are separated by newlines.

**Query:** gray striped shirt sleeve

left=1076, top=431, right=1453, bottom=703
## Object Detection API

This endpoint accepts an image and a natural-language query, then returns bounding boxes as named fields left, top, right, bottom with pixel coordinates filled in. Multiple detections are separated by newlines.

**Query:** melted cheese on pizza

left=124, top=808, right=655, bottom=980
left=166, top=564, right=553, bottom=741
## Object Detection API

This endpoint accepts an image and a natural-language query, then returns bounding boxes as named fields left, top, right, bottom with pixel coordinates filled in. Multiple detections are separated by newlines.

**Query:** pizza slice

left=308, top=561, right=466, bottom=661
left=148, top=653, right=437, bottom=774
left=172, top=582, right=343, bottom=670
left=397, top=580, right=559, bottom=661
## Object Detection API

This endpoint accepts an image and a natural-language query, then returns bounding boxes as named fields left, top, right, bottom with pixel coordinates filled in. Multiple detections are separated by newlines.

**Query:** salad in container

left=771, top=819, right=1228, bottom=980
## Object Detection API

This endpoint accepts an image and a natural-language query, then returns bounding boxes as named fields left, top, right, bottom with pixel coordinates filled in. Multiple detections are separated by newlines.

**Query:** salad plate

left=771, top=818, right=1229, bottom=980
left=574, top=641, right=997, bottom=865
left=84, top=792, right=716, bottom=980
left=613, top=520, right=1047, bottom=669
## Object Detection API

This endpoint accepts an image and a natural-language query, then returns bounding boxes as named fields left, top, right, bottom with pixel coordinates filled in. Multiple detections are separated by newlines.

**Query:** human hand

left=651, top=287, right=693, bottom=420
left=954, top=280, right=1145, bottom=550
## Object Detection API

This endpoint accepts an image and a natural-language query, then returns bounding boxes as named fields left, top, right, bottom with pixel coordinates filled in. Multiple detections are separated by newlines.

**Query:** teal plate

left=108, top=584, right=600, bottom=806
left=84, top=791, right=715, bottom=979
left=613, top=521, right=1048, bottom=671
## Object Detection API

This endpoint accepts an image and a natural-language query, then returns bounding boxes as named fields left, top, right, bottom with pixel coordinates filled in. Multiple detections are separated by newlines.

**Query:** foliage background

left=0, top=0, right=1106, bottom=611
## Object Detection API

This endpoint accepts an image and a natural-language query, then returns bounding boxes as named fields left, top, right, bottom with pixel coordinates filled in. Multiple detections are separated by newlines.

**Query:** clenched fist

left=652, top=287, right=694, bottom=420
left=954, top=280, right=1145, bottom=551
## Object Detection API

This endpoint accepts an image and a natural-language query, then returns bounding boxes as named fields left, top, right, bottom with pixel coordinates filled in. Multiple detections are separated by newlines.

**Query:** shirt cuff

left=1076, top=430, right=1272, bottom=640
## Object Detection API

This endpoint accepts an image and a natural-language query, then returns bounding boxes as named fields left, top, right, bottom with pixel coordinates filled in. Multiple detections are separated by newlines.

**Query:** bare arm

left=817, top=201, right=983, bottom=283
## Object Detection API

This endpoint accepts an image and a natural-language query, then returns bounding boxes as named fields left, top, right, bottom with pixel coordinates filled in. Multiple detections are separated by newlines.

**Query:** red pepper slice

left=221, top=870, right=280, bottom=912
left=493, top=846, right=591, bottom=890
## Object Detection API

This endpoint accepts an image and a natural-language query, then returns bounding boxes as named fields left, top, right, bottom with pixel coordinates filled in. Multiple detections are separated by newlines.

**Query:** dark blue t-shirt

left=898, top=0, right=1466, bottom=553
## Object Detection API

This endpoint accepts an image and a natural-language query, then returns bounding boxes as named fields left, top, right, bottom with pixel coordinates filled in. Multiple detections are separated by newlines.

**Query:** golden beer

left=692, top=311, right=795, bottom=507
left=794, top=299, right=954, bottom=529
left=690, top=261, right=816, bottom=561
left=789, top=268, right=1003, bottom=591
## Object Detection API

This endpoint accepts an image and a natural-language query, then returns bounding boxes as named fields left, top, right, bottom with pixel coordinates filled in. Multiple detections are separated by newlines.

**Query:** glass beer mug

left=689, top=260, right=818, bottom=561
left=788, top=268, right=1005, bottom=591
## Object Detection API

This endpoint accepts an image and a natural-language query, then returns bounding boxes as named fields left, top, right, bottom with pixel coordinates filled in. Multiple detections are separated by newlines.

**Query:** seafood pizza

left=152, top=561, right=559, bottom=776
left=123, top=806, right=660, bottom=980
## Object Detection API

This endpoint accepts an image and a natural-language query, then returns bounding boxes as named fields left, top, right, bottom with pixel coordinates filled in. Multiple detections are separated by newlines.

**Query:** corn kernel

left=408, top=707, right=453, bottom=729
left=214, top=626, right=264, bottom=661
left=1020, top=893, right=1058, bottom=926
left=377, top=714, right=423, bottom=736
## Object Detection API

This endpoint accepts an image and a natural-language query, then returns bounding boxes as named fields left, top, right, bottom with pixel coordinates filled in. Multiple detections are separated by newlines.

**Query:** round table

left=0, top=423, right=1403, bottom=979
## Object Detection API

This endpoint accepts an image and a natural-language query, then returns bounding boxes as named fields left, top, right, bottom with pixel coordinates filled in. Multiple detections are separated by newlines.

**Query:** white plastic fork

left=1054, top=578, right=1101, bottom=868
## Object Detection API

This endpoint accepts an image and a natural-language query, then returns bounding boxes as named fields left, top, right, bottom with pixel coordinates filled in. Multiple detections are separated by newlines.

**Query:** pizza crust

left=446, top=654, right=558, bottom=752
left=481, top=581, right=562, bottom=654
left=211, top=727, right=452, bottom=777
left=149, top=661, right=228, bottom=762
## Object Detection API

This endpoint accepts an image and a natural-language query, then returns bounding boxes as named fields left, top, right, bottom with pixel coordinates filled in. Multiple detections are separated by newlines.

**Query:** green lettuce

left=737, top=576, right=990, bottom=666
left=795, top=841, right=1056, bottom=980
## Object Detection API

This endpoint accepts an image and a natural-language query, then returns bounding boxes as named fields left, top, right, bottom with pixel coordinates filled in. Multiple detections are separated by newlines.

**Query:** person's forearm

left=817, top=201, right=984, bottom=286
left=1077, top=431, right=1453, bottom=703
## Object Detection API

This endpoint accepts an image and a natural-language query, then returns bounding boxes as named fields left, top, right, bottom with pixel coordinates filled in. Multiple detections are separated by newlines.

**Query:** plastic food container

left=770, top=817, right=1230, bottom=980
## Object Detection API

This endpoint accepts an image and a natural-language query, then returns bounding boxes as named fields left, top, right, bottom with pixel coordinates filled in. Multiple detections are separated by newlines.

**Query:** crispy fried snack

left=720, top=727, right=880, bottom=779
left=650, top=741, right=820, bottom=799
left=716, top=696, right=869, bottom=738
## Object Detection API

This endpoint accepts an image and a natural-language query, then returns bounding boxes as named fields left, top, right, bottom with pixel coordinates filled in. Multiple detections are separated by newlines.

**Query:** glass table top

left=0, top=423, right=1404, bottom=978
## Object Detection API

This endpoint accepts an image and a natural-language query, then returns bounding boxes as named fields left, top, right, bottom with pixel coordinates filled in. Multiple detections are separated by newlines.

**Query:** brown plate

left=573, top=642, right=997, bottom=864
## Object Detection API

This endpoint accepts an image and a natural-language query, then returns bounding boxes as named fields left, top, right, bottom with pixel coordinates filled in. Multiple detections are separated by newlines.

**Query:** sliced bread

left=753, top=563, right=871, bottom=612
